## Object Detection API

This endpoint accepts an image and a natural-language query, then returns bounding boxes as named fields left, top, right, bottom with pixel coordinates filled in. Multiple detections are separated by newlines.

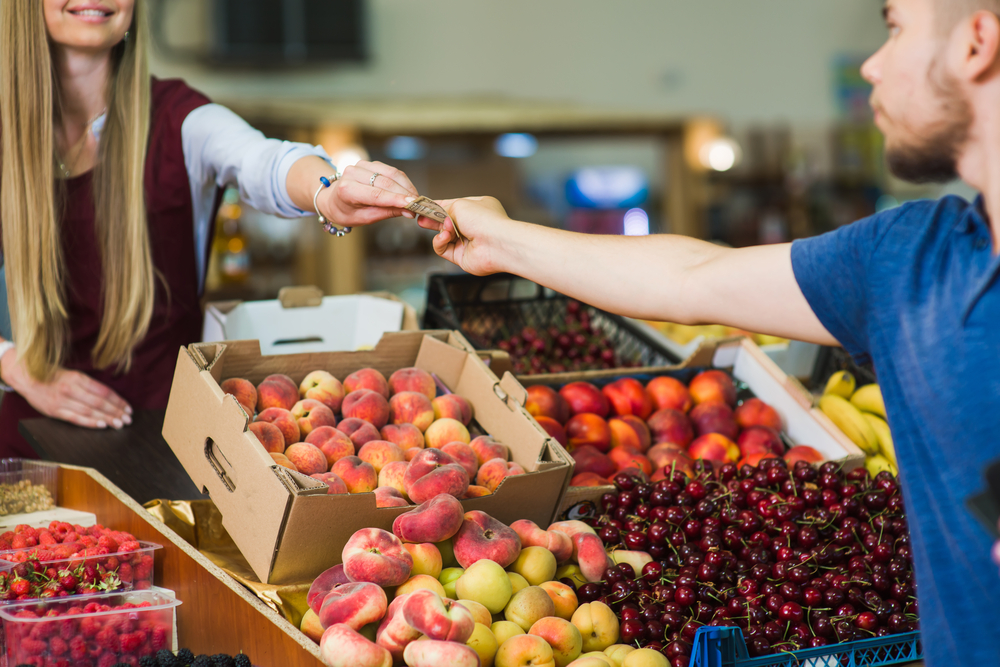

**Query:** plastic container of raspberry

left=0, top=589, right=180, bottom=667
left=0, top=540, right=162, bottom=602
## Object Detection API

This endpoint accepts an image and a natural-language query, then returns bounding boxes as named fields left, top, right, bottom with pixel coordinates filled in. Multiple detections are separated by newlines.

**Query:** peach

left=645, top=376, right=693, bottom=413
left=249, top=421, right=284, bottom=453
left=343, top=389, right=390, bottom=430
left=735, top=397, right=782, bottom=431
left=394, top=493, right=466, bottom=543
left=601, top=378, right=654, bottom=420
left=404, top=543, right=443, bottom=578
left=573, top=533, right=612, bottom=582
left=256, top=407, right=300, bottom=446
left=404, top=448, right=470, bottom=503
left=459, top=599, right=493, bottom=627
left=530, top=617, right=583, bottom=667
left=442, top=441, right=479, bottom=480
left=291, top=399, right=338, bottom=438
left=496, top=634, right=555, bottom=667
left=784, top=445, right=824, bottom=466
left=374, top=486, right=410, bottom=508
left=607, top=448, right=652, bottom=475
left=319, top=581, right=388, bottom=630
left=475, top=458, right=526, bottom=493
left=471, top=436, right=509, bottom=467
left=285, top=442, right=328, bottom=476
left=570, top=446, right=616, bottom=480
left=535, top=416, right=569, bottom=448
left=425, top=417, right=471, bottom=448
left=256, top=374, right=298, bottom=412
left=690, top=401, right=739, bottom=440
left=646, top=409, right=694, bottom=448
left=505, top=520, right=572, bottom=564
left=357, top=439, right=406, bottom=473
left=300, top=608, right=324, bottom=643
left=464, top=485, right=492, bottom=498
left=343, top=527, right=413, bottom=587
left=738, top=452, right=778, bottom=468
left=380, top=423, right=426, bottom=450
left=549, top=520, right=596, bottom=543
left=308, top=563, right=350, bottom=613
left=405, top=447, right=423, bottom=461
left=389, top=367, right=437, bottom=400
left=526, top=385, right=571, bottom=424
left=299, top=370, right=345, bottom=413
left=570, top=472, right=609, bottom=487
left=376, top=594, right=422, bottom=663
left=453, top=510, right=522, bottom=569
left=338, top=418, right=382, bottom=451
left=647, top=444, right=695, bottom=477
left=402, top=588, right=475, bottom=642
left=311, top=472, right=349, bottom=495
left=432, top=394, right=474, bottom=425
left=396, top=573, right=447, bottom=598
left=566, top=414, right=612, bottom=453
left=571, top=601, right=619, bottom=653
left=505, top=586, right=556, bottom=632
left=539, top=581, right=579, bottom=621
left=688, top=433, right=740, bottom=465
left=737, top=425, right=784, bottom=457
left=608, top=416, right=651, bottom=453
left=492, top=620, right=526, bottom=647
left=403, top=639, right=481, bottom=667
left=389, top=391, right=436, bottom=432
left=320, top=624, right=392, bottom=667
left=331, top=456, right=379, bottom=493
left=511, top=546, right=557, bottom=586
left=559, top=382, right=610, bottom=418
left=344, top=368, right=390, bottom=399
left=221, top=377, right=257, bottom=416
left=306, top=426, right=355, bottom=467
left=269, top=452, right=298, bottom=472
left=688, top=369, right=736, bottom=407
left=378, top=460, right=410, bottom=497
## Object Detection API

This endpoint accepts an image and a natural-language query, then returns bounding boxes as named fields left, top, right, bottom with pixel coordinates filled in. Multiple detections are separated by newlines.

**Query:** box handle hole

left=204, top=438, right=236, bottom=492
left=273, top=336, right=324, bottom=346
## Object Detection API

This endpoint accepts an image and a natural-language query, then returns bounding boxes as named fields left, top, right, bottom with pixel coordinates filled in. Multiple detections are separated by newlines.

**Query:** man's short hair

left=937, top=0, right=1000, bottom=29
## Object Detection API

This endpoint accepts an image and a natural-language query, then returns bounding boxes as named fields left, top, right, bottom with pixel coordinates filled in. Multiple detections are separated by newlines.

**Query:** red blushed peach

left=570, top=446, right=616, bottom=480
left=357, top=440, right=406, bottom=473
left=378, top=460, right=410, bottom=497
left=432, top=394, right=474, bottom=425
left=306, top=426, right=355, bottom=467
left=690, top=401, right=739, bottom=440
left=608, top=416, right=651, bottom=453
left=688, top=433, right=740, bottom=465
left=311, top=472, right=349, bottom=495
left=601, top=378, right=655, bottom=420
left=510, top=520, right=574, bottom=564
left=405, top=447, right=422, bottom=461
left=269, top=452, right=298, bottom=472
left=249, top=421, right=284, bottom=454
left=735, top=398, right=782, bottom=431
left=738, top=452, right=778, bottom=468
left=404, top=448, right=470, bottom=503
left=470, top=436, right=509, bottom=467
left=570, top=472, right=609, bottom=487
left=403, top=640, right=480, bottom=667
left=291, top=399, right=338, bottom=438
left=463, top=485, right=491, bottom=498
left=566, top=413, right=612, bottom=453
left=526, top=385, right=571, bottom=424
left=389, top=391, right=435, bottom=432
left=647, top=408, right=694, bottom=448
left=342, top=527, right=414, bottom=587
left=535, top=416, right=568, bottom=448
left=402, top=588, right=475, bottom=643
left=783, top=445, right=824, bottom=467
left=607, top=447, right=652, bottom=475
left=374, top=486, right=410, bottom=508
left=221, top=378, right=257, bottom=416
left=559, top=382, right=610, bottom=418
left=424, top=418, right=471, bottom=448
left=380, top=423, right=425, bottom=450
left=338, top=418, right=382, bottom=451
left=320, top=624, right=392, bottom=667
left=688, top=369, right=737, bottom=407
left=285, top=442, right=329, bottom=476
left=343, top=389, right=391, bottom=430
left=256, top=375, right=299, bottom=412
left=475, top=457, right=526, bottom=493
left=332, top=456, right=379, bottom=493
left=393, top=493, right=465, bottom=544
left=344, top=368, right=390, bottom=399
left=256, top=407, right=300, bottom=446
left=441, top=442, right=479, bottom=480
left=648, top=443, right=692, bottom=469
left=737, top=425, right=784, bottom=458
left=646, top=376, right=694, bottom=413
left=319, top=581, right=389, bottom=630
left=308, top=563, right=351, bottom=613
left=452, top=510, right=522, bottom=568
left=375, top=594, right=421, bottom=663
left=299, top=370, right=345, bottom=413
left=573, top=533, right=612, bottom=582
left=388, top=367, right=437, bottom=401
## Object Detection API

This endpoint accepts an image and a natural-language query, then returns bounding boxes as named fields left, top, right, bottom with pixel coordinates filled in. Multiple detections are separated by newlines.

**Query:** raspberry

left=69, top=636, right=88, bottom=660
left=150, top=626, right=168, bottom=651
left=95, top=627, right=119, bottom=652
left=119, top=632, right=143, bottom=653
left=40, top=532, right=57, bottom=546
left=12, top=535, right=28, bottom=548
left=118, top=541, right=140, bottom=554
left=79, top=617, right=101, bottom=638
left=97, top=536, right=119, bottom=553
left=97, top=653, right=118, bottom=667
left=60, top=619, right=78, bottom=641
left=50, top=637, right=70, bottom=656
left=22, top=637, right=48, bottom=655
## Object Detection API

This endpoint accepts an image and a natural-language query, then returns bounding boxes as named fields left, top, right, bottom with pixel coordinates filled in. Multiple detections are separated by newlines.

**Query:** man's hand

left=319, top=160, right=421, bottom=226
left=416, top=196, right=512, bottom=276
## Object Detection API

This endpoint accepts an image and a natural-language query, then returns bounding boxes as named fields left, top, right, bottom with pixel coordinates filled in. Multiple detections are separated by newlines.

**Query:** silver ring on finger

left=370, top=172, right=380, bottom=187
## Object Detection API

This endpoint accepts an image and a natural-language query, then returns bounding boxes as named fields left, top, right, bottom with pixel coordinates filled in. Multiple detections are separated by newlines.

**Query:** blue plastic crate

left=689, top=626, right=922, bottom=667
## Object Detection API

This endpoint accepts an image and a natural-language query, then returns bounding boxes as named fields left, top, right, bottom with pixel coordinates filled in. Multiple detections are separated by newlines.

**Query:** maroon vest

left=0, top=78, right=217, bottom=457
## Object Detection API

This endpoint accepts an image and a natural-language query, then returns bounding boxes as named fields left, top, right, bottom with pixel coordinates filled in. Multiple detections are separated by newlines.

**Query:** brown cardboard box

left=162, top=330, right=573, bottom=585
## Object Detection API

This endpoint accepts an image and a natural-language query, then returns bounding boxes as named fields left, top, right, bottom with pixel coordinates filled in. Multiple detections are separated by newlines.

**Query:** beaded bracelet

left=313, top=170, right=352, bottom=237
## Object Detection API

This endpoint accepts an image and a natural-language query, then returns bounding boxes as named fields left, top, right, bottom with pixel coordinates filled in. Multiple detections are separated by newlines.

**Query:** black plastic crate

left=809, top=345, right=878, bottom=391
left=422, top=273, right=683, bottom=376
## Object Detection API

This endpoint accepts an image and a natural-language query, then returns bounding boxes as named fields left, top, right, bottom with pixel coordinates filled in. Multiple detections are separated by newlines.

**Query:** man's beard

left=884, top=61, right=973, bottom=184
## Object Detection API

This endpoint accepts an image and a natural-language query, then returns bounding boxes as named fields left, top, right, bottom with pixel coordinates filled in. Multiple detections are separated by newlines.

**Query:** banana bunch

left=820, top=372, right=897, bottom=475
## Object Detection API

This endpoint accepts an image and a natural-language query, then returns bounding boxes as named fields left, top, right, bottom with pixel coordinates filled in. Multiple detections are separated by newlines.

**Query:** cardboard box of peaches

left=161, top=330, right=574, bottom=586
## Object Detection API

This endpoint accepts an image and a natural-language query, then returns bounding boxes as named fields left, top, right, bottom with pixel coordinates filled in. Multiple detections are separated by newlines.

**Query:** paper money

left=406, top=196, right=467, bottom=243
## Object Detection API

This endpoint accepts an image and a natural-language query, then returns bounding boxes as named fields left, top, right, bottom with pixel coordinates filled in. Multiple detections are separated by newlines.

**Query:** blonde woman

left=0, top=1, right=417, bottom=457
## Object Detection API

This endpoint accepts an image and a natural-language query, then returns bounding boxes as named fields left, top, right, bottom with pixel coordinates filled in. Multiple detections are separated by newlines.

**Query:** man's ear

left=964, top=10, right=1000, bottom=80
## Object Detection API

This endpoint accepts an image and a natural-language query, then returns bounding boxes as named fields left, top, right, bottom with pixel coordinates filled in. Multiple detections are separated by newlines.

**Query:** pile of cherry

left=572, top=458, right=917, bottom=664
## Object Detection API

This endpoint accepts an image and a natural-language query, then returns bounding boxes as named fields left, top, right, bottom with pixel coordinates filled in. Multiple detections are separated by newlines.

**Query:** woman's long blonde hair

left=0, top=1, right=154, bottom=381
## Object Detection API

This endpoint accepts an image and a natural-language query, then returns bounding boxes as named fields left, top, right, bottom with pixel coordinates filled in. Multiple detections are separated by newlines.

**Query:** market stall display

left=818, top=373, right=897, bottom=476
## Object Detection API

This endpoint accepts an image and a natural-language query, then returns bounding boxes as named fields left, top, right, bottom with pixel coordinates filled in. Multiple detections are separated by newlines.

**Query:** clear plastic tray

left=0, top=459, right=58, bottom=516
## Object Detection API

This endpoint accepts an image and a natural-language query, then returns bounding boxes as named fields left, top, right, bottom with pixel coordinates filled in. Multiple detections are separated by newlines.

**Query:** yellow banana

left=824, top=371, right=856, bottom=399
left=819, top=394, right=880, bottom=455
left=863, top=413, right=896, bottom=468
left=866, top=454, right=897, bottom=477
left=851, top=384, right=886, bottom=418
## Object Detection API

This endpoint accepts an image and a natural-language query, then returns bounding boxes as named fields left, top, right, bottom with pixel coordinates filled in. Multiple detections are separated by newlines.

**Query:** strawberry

left=58, top=572, right=78, bottom=591
left=11, top=578, right=30, bottom=597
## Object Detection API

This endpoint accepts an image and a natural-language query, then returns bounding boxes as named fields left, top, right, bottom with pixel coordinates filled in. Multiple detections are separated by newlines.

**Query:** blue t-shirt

left=792, top=195, right=1000, bottom=667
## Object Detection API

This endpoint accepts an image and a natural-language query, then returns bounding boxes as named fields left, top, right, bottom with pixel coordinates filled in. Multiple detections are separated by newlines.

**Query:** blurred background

left=150, top=0, right=974, bottom=313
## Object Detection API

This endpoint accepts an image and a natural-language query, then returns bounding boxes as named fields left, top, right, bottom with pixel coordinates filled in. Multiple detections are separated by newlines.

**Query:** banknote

left=406, top=196, right=466, bottom=243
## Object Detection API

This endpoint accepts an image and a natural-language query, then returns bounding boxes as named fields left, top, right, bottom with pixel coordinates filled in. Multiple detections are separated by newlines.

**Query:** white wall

left=151, top=0, right=888, bottom=125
